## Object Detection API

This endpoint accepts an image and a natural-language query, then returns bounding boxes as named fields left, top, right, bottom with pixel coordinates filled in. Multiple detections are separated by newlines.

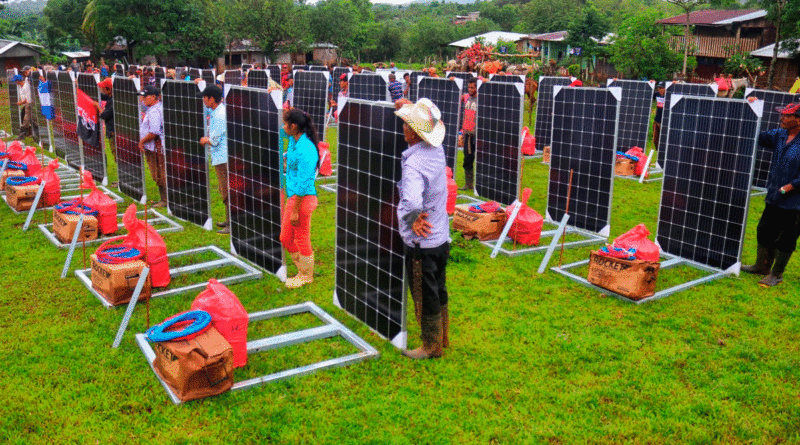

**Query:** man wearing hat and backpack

left=394, top=97, right=451, bottom=359
left=743, top=98, right=800, bottom=287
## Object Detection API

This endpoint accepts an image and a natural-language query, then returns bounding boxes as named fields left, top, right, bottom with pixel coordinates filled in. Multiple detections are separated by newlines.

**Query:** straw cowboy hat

left=395, top=98, right=446, bottom=147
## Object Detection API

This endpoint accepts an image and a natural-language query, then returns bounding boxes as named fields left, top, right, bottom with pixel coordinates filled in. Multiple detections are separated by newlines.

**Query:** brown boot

left=286, top=253, right=314, bottom=288
left=459, top=170, right=473, bottom=190
left=759, top=250, right=792, bottom=287
left=440, top=304, right=449, bottom=348
left=403, top=313, right=443, bottom=359
left=742, top=244, right=774, bottom=275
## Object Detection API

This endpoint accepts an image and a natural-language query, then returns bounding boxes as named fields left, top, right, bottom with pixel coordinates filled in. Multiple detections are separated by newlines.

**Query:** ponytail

left=284, top=108, right=321, bottom=169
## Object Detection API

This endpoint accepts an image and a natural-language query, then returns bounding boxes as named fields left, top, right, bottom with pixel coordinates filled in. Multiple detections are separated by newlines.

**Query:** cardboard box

left=90, top=254, right=152, bottom=306
left=615, top=158, right=636, bottom=176
left=543, top=146, right=551, bottom=164
left=587, top=251, right=660, bottom=300
left=5, top=183, right=42, bottom=211
left=452, top=204, right=507, bottom=241
left=53, top=211, right=99, bottom=244
left=1, top=170, right=24, bottom=189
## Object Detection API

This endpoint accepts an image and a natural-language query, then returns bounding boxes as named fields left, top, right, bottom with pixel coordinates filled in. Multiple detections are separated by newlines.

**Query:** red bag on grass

left=122, top=204, right=171, bottom=288
left=39, top=159, right=62, bottom=206
left=446, top=167, right=457, bottom=215
left=626, top=146, right=648, bottom=178
left=612, top=224, right=660, bottom=262
left=318, top=142, right=332, bottom=176
left=16, top=147, right=41, bottom=177
left=521, top=127, right=536, bottom=156
left=80, top=171, right=118, bottom=235
left=506, top=188, right=544, bottom=246
left=4, top=141, right=23, bottom=161
left=191, top=279, right=249, bottom=368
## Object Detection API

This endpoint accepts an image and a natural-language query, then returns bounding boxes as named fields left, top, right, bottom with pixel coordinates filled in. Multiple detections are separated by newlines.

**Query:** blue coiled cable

left=6, top=176, right=39, bottom=186
left=96, top=246, right=141, bottom=264
left=146, top=310, right=213, bottom=342
left=6, top=161, right=27, bottom=171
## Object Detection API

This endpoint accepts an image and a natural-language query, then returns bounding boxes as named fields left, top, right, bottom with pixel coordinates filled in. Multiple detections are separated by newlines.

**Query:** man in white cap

left=394, top=97, right=451, bottom=359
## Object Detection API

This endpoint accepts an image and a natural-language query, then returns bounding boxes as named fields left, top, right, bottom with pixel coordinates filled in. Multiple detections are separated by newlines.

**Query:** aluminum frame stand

left=480, top=219, right=607, bottom=257
left=2, top=185, right=124, bottom=214
left=38, top=209, right=183, bottom=248
left=135, top=301, right=379, bottom=405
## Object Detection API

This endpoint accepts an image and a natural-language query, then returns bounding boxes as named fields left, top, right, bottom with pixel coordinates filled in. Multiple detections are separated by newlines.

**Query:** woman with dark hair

left=280, top=108, right=320, bottom=288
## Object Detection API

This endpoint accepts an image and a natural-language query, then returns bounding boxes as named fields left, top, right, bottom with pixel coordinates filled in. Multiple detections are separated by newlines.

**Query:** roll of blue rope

left=7, top=176, right=39, bottom=186
left=146, top=310, right=213, bottom=342
left=96, top=246, right=141, bottom=264
left=6, top=161, right=27, bottom=171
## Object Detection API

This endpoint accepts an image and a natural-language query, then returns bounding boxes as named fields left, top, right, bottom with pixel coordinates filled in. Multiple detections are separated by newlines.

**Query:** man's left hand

left=412, top=212, right=432, bottom=237
left=199, top=137, right=210, bottom=146
left=780, top=184, right=795, bottom=194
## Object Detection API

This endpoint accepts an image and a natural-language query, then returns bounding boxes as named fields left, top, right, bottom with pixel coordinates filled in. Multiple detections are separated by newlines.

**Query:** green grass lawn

left=1, top=88, right=799, bottom=445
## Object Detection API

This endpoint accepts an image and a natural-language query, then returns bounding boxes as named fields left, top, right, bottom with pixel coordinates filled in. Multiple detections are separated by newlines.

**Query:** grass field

left=1, top=87, right=799, bottom=445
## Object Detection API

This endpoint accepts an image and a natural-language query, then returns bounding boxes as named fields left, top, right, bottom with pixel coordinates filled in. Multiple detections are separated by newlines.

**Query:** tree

left=608, top=12, right=683, bottom=79
left=565, top=3, right=610, bottom=77
left=663, top=0, right=709, bottom=77
left=226, top=0, right=304, bottom=61
left=515, top=0, right=584, bottom=34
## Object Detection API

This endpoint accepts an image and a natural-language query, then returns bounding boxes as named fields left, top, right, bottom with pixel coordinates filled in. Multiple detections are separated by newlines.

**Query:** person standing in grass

left=652, top=81, right=666, bottom=149
left=388, top=73, right=404, bottom=102
left=138, top=85, right=167, bottom=207
left=743, top=99, right=800, bottom=287
left=459, top=77, right=478, bottom=190
left=198, top=84, right=230, bottom=234
left=395, top=97, right=450, bottom=360
left=13, top=74, right=32, bottom=140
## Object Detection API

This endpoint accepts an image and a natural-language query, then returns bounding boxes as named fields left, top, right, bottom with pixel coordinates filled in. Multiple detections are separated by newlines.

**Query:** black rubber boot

left=759, top=250, right=792, bottom=287
left=459, top=170, right=473, bottom=190
left=742, top=244, right=774, bottom=275
left=402, top=313, right=443, bottom=359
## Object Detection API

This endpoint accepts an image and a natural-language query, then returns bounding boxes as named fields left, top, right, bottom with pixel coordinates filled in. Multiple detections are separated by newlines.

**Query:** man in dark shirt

left=652, top=81, right=666, bottom=149
left=95, top=78, right=117, bottom=186
left=387, top=73, right=404, bottom=101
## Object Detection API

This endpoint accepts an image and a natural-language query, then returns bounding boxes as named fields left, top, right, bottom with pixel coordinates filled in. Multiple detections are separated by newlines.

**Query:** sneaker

left=216, top=220, right=229, bottom=228
left=151, top=200, right=167, bottom=208
left=217, top=226, right=230, bottom=234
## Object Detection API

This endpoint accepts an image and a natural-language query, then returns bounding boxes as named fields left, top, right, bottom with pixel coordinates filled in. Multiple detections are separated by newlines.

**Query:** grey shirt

left=397, top=140, right=450, bottom=248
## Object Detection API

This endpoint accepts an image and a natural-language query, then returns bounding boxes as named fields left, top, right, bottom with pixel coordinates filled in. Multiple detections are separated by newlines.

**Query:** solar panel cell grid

left=608, top=79, right=654, bottom=152
left=349, top=73, right=388, bottom=102
left=534, top=76, right=572, bottom=152
left=113, top=77, right=146, bottom=201
left=56, top=71, right=83, bottom=170
left=408, top=71, right=428, bottom=102
left=247, top=70, right=271, bottom=90
left=657, top=83, right=716, bottom=169
left=77, top=73, right=107, bottom=182
left=293, top=71, right=329, bottom=134
left=47, top=71, right=67, bottom=160
left=417, top=77, right=462, bottom=174
left=745, top=89, right=800, bottom=189
left=7, top=69, right=20, bottom=136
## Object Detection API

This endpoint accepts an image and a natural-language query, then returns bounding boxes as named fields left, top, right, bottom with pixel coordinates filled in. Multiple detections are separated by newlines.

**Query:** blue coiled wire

left=96, top=246, right=141, bottom=264
left=145, top=310, right=213, bottom=343
left=6, top=176, right=39, bottom=186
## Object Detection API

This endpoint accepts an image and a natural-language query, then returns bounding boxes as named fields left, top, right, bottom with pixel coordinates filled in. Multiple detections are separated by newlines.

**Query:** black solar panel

left=77, top=73, right=107, bottom=182
left=247, top=70, right=271, bottom=90
left=292, top=71, right=329, bottom=135
left=241, top=64, right=253, bottom=72
left=657, top=83, right=716, bottom=169
left=115, top=64, right=124, bottom=76
left=335, top=99, right=407, bottom=343
left=475, top=81, right=524, bottom=205
left=56, top=71, right=82, bottom=170
left=7, top=69, right=20, bottom=136
left=489, top=74, right=525, bottom=83
left=293, top=65, right=309, bottom=72
left=608, top=79, right=654, bottom=152
left=201, top=69, right=215, bottom=85
left=417, top=77, right=462, bottom=174
left=265, top=65, right=281, bottom=84
left=30, top=70, right=42, bottom=145
left=47, top=71, right=66, bottom=160
left=548, top=86, right=620, bottom=234
left=113, top=77, right=146, bottom=202
left=658, top=96, right=761, bottom=270
left=189, top=68, right=201, bottom=80
left=445, top=71, right=475, bottom=94
left=745, top=89, right=800, bottom=189
left=309, top=65, right=328, bottom=72
left=534, top=76, right=572, bottom=152
left=155, top=67, right=165, bottom=80
left=224, top=69, right=242, bottom=87
left=349, top=73, right=388, bottom=102
left=408, top=71, right=428, bottom=102
left=162, top=80, right=211, bottom=228
left=227, top=86, right=284, bottom=274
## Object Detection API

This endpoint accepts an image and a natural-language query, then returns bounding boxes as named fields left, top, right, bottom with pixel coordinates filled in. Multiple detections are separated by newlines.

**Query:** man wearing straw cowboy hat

left=394, top=97, right=451, bottom=359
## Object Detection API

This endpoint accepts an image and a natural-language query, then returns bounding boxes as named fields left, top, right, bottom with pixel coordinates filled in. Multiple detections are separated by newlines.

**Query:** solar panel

left=534, top=76, right=572, bottom=152
left=189, top=68, right=201, bottom=80
left=489, top=74, right=525, bottom=83
left=241, top=64, right=253, bottom=72
left=224, top=69, right=242, bottom=87
left=293, top=70, right=330, bottom=135
left=247, top=70, right=271, bottom=90
left=408, top=71, right=428, bottom=101
left=548, top=86, right=621, bottom=234
left=162, top=80, right=211, bottom=228
left=309, top=65, right=328, bottom=72
left=265, top=65, right=281, bottom=84
left=293, top=65, right=309, bottom=72
left=155, top=67, right=165, bottom=80
left=417, top=77, right=462, bottom=174
left=445, top=71, right=475, bottom=94
left=608, top=79, right=654, bottom=152
left=745, top=89, right=800, bottom=189
left=474, top=81, right=524, bottom=205
left=226, top=86, right=284, bottom=274
left=335, top=99, right=407, bottom=345
left=115, top=64, right=124, bottom=76
left=201, top=69, right=216, bottom=85
left=113, top=77, right=147, bottom=202
left=7, top=69, right=20, bottom=136
left=47, top=71, right=67, bottom=160
left=77, top=73, right=107, bottom=182
left=349, top=73, right=388, bottom=102
left=656, top=83, right=717, bottom=169
left=29, top=70, right=42, bottom=145
left=657, top=96, right=761, bottom=270
left=55, top=71, right=83, bottom=170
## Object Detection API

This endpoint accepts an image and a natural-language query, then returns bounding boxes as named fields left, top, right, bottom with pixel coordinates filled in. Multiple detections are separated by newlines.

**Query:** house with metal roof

left=0, top=39, right=44, bottom=74
left=750, top=40, right=800, bottom=90
left=517, top=31, right=571, bottom=64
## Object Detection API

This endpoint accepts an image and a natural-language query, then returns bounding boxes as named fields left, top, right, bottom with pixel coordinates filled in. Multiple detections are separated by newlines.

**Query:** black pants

left=757, top=203, right=800, bottom=253
left=462, top=133, right=476, bottom=173
left=404, top=242, right=450, bottom=317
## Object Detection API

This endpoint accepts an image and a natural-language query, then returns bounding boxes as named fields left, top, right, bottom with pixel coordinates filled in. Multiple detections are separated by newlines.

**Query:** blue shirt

left=388, top=80, right=404, bottom=101
left=285, top=133, right=318, bottom=198
left=759, top=128, right=800, bottom=210
left=397, top=140, right=449, bottom=248
left=206, top=104, right=227, bottom=166
left=140, top=101, right=163, bottom=153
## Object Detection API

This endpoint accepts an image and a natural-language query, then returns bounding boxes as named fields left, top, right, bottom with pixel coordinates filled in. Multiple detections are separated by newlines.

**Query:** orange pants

left=280, top=195, right=318, bottom=256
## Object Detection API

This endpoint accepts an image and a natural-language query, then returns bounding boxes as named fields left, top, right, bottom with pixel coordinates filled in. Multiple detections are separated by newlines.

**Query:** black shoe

left=217, top=226, right=230, bottom=235
left=216, top=220, right=229, bottom=228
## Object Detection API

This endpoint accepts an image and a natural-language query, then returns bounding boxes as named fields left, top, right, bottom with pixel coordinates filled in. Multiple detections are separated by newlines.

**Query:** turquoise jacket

left=285, top=133, right=318, bottom=198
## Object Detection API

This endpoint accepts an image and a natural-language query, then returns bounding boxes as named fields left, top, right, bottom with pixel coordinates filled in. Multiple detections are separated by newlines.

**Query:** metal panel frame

left=480, top=222, right=607, bottom=256
left=2, top=185, right=124, bottom=214
left=37, top=209, right=183, bottom=248
left=74, top=245, right=262, bottom=308
left=135, top=301, right=379, bottom=405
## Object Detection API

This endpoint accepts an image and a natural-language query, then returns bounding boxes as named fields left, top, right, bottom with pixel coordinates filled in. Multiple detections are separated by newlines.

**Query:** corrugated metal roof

left=750, top=40, right=800, bottom=59
left=449, top=32, right=529, bottom=48
left=526, top=31, right=569, bottom=42
left=657, top=9, right=766, bottom=26
left=0, top=39, right=44, bottom=56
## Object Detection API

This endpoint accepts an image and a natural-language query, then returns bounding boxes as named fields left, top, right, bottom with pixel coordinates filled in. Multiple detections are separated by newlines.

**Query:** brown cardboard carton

left=615, top=158, right=636, bottom=176
left=5, top=183, right=42, bottom=211
left=543, top=146, right=551, bottom=164
left=90, top=254, right=152, bottom=305
left=452, top=204, right=507, bottom=241
left=53, top=211, right=99, bottom=243
left=587, top=251, right=660, bottom=300
left=1, top=169, right=24, bottom=189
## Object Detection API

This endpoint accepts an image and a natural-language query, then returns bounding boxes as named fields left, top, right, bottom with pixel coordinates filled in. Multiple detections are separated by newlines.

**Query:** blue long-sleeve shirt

left=285, top=133, right=318, bottom=198
left=759, top=128, right=800, bottom=210
left=397, top=140, right=449, bottom=248
left=206, top=104, right=227, bottom=166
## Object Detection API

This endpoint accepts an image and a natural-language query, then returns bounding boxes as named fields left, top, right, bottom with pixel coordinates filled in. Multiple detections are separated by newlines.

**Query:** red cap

left=776, top=102, right=800, bottom=116
left=97, top=78, right=113, bottom=89
left=340, top=73, right=348, bottom=81
left=569, top=79, right=583, bottom=87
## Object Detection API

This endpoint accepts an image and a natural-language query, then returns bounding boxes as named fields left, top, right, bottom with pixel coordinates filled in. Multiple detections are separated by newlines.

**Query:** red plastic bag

left=191, top=279, right=249, bottom=368
left=39, top=159, right=62, bottom=206
left=521, top=127, right=536, bottom=156
left=4, top=141, right=23, bottom=161
left=318, top=142, right=332, bottom=176
left=122, top=204, right=171, bottom=287
left=612, top=224, right=660, bottom=262
left=625, top=146, right=648, bottom=177
left=14, top=147, right=41, bottom=177
left=80, top=171, right=118, bottom=235
left=446, top=167, right=457, bottom=215
left=506, top=188, right=543, bottom=246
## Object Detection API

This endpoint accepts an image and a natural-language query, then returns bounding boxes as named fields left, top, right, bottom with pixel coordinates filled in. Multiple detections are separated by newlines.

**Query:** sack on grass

left=317, top=142, right=332, bottom=176
left=521, top=126, right=536, bottom=156
left=612, top=224, right=660, bottom=262
left=39, top=159, right=61, bottom=206
left=625, top=146, right=648, bottom=177
left=505, top=188, right=543, bottom=246
left=80, top=171, right=118, bottom=235
left=191, top=279, right=249, bottom=369
left=121, top=204, right=171, bottom=288
left=17, top=147, right=41, bottom=177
